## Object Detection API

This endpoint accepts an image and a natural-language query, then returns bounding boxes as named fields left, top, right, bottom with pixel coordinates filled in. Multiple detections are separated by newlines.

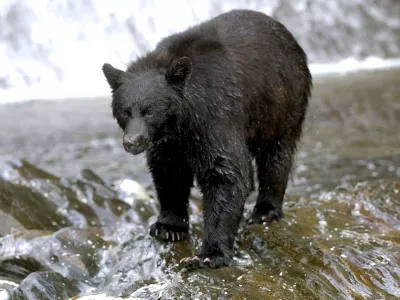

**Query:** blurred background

left=1, top=0, right=399, bottom=102
left=1, top=1, right=400, bottom=300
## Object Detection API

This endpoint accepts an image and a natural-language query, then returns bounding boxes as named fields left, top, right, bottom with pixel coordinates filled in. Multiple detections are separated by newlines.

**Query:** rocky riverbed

left=0, top=67, right=399, bottom=299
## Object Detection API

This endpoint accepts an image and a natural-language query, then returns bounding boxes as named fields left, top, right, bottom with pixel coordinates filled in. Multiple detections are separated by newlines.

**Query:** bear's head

left=102, top=57, right=192, bottom=155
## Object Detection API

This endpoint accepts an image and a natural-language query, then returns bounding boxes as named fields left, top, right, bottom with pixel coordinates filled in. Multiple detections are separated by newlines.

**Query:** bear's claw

left=150, top=221, right=188, bottom=242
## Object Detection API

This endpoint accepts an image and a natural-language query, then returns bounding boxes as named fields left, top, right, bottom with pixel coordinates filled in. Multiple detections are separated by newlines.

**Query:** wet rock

left=0, top=227, right=112, bottom=284
left=0, top=178, right=72, bottom=232
left=0, top=258, right=44, bottom=282
left=0, top=161, right=135, bottom=235
left=10, top=272, right=84, bottom=300
left=0, top=212, right=25, bottom=237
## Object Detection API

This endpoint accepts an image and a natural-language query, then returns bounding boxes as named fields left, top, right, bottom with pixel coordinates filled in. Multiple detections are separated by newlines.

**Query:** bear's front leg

left=182, top=150, right=250, bottom=269
left=146, top=143, right=193, bottom=241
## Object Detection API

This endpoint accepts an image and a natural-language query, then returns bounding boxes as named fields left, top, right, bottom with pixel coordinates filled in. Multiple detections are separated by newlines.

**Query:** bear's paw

left=180, top=255, right=231, bottom=269
left=247, top=207, right=283, bottom=225
left=150, top=218, right=189, bottom=242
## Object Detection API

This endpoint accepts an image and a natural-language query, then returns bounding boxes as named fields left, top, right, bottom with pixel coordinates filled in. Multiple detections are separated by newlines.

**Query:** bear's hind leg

left=146, top=143, right=193, bottom=241
left=248, top=136, right=296, bottom=224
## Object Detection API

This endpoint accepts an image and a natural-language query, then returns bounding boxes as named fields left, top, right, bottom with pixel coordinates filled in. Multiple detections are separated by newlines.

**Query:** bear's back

left=131, top=10, right=311, bottom=144
left=154, top=9, right=310, bottom=96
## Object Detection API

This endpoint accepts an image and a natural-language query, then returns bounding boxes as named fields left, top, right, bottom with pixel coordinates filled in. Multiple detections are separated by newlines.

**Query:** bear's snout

left=123, top=134, right=150, bottom=155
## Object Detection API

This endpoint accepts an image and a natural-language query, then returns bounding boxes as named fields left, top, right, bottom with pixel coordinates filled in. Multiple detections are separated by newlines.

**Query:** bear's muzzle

left=123, top=133, right=151, bottom=155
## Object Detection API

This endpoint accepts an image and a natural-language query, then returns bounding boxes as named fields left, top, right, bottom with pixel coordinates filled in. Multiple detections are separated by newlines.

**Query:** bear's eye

left=123, top=109, right=131, bottom=118
left=142, top=107, right=154, bottom=116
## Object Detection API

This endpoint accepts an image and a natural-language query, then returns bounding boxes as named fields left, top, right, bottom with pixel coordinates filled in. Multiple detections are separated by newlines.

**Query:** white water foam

left=1, top=56, right=399, bottom=105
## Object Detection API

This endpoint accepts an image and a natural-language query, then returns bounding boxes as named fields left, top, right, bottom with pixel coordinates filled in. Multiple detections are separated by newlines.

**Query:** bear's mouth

left=124, top=135, right=171, bottom=155
left=126, top=140, right=152, bottom=155
left=123, top=135, right=152, bottom=155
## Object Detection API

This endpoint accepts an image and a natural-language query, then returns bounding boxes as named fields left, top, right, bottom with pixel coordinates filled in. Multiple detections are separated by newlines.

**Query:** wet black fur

left=103, top=9, right=312, bottom=268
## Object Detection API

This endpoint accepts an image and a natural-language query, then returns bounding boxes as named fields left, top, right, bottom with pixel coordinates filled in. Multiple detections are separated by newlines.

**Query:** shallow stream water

left=0, top=68, right=400, bottom=299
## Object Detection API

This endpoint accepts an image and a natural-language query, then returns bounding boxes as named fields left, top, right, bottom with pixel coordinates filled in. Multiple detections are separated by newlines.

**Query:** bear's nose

left=123, top=134, right=149, bottom=155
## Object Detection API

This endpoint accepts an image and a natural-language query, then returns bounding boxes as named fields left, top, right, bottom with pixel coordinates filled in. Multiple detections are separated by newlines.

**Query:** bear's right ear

left=102, top=63, right=124, bottom=91
left=166, top=57, right=192, bottom=90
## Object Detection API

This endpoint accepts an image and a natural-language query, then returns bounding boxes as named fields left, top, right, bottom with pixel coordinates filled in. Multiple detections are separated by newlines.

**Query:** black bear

left=102, top=9, right=312, bottom=269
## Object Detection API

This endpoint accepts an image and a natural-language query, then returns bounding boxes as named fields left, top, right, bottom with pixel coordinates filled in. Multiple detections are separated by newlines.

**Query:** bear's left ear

left=166, top=57, right=192, bottom=89
left=102, top=63, right=124, bottom=91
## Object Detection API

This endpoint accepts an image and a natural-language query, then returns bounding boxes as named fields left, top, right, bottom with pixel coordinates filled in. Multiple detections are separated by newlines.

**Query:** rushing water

left=1, top=68, right=399, bottom=299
